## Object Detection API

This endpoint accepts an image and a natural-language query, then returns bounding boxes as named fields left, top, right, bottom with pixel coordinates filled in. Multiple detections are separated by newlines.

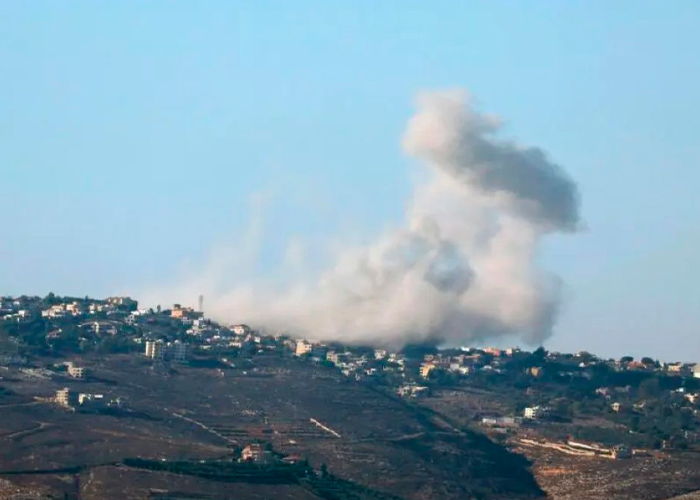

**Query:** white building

left=55, top=388, right=76, bottom=407
left=240, top=443, right=272, bottom=463
left=42, top=305, right=66, bottom=318
left=145, top=340, right=166, bottom=360
left=232, top=324, right=251, bottom=336
left=397, top=384, right=429, bottom=398
left=78, top=393, right=105, bottom=406
left=524, top=406, right=551, bottom=420
left=145, top=340, right=188, bottom=362
left=65, top=302, right=83, bottom=315
left=67, top=362, right=85, bottom=379
left=694, top=364, right=700, bottom=379
left=295, top=340, right=313, bottom=356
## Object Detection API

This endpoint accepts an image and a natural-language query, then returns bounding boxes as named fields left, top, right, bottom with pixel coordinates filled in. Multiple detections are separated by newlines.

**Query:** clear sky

left=1, top=1, right=699, bottom=361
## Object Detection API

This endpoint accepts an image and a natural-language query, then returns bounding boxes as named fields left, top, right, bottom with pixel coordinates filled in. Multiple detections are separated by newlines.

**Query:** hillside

left=0, top=352, right=544, bottom=500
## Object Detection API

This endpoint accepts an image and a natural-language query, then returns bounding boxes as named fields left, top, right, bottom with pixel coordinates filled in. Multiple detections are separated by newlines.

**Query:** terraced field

left=0, top=353, right=543, bottom=500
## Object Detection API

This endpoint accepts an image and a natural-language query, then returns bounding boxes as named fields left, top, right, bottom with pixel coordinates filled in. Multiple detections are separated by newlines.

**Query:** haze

left=1, top=2, right=699, bottom=361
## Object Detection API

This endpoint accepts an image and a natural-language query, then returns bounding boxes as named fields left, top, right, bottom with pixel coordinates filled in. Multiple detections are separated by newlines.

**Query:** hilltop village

left=1, top=294, right=700, bottom=500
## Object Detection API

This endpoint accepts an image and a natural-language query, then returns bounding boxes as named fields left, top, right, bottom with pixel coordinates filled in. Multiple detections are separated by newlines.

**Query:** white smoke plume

left=145, top=89, right=580, bottom=348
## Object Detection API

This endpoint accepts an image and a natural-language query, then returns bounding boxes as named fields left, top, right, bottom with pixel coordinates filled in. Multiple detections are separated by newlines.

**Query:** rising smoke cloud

left=145, top=89, right=580, bottom=348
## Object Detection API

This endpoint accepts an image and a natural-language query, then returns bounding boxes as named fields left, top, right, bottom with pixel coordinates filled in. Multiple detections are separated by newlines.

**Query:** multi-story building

left=241, top=443, right=272, bottom=464
left=169, top=341, right=188, bottom=363
left=42, top=305, right=66, bottom=318
left=65, top=302, right=83, bottom=315
left=420, top=362, right=436, bottom=379
left=78, top=393, right=105, bottom=407
left=106, top=296, right=138, bottom=310
left=483, top=347, right=503, bottom=357
left=145, top=340, right=188, bottom=362
left=523, top=406, right=551, bottom=420
left=295, top=340, right=313, bottom=356
left=55, top=388, right=77, bottom=407
left=171, top=304, right=202, bottom=320
left=145, top=340, right=166, bottom=360
left=67, top=362, right=85, bottom=379
left=232, top=324, right=251, bottom=336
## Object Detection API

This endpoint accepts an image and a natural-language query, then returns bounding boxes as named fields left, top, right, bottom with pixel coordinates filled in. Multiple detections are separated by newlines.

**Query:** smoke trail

left=146, top=89, right=580, bottom=347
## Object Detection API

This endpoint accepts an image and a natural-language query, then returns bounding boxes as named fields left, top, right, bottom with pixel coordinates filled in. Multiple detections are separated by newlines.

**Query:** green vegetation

left=122, top=458, right=404, bottom=500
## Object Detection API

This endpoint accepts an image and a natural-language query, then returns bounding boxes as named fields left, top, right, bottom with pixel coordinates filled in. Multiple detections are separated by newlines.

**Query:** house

left=106, top=296, right=137, bottom=307
left=611, top=402, right=622, bottom=413
left=78, top=393, right=105, bottom=407
left=55, top=388, right=78, bottom=408
left=483, top=347, right=503, bottom=357
left=65, top=302, right=83, bottom=316
left=295, top=340, right=313, bottom=356
left=685, top=393, right=699, bottom=404
left=666, top=363, right=684, bottom=374
left=232, top=324, right=251, bottom=336
left=528, top=367, right=544, bottom=378
left=42, top=305, right=66, bottom=318
left=67, top=362, right=85, bottom=379
left=145, top=340, right=166, bottom=360
left=144, top=340, right=188, bottom=362
left=388, top=353, right=406, bottom=366
left=89, top=321, right=118, bottom=335
left=397, top=384, right=429, bottom=398
left=89, top=303, right=112, bottom=314
left=420, top=362, right=436, bottom=379
left=240, top=443, right=272, bottom=464
left=694, top=365, right=700, bottom=379
left=449, top=363, right=471, bottom=375
left=481, top=416, right=522, bottom=428
left=524, top=406, right=551, bottom=420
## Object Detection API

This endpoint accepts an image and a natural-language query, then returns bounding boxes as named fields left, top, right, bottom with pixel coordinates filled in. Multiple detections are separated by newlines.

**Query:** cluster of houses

left=3, top=294, right=699, bottom=383
left=293, top=340, right=409, bottom=380
left=0, top=295, right=138, bottom=323
left=289, top=340, right=538, bottom=395
left=0, top=297, right=31, bottom=322
left=54, top=387, right=124, bottom=410
left=418, top=347, right=520, bottom=379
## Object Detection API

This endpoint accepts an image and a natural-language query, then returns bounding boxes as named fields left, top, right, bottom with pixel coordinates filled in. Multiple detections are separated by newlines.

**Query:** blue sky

left=1, top=1, right=699, bottom=360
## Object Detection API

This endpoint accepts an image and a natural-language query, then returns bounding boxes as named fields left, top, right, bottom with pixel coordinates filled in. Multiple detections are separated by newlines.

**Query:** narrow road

left=309, top=418, right=342, bottom=438
left=1, top=422, right=52, bottom=441
left=169, top=411, right=238, bottom=446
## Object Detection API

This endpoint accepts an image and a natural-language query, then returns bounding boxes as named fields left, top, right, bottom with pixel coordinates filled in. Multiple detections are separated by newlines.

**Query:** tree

left=568, top=401, right=583, bottom=417
left=639, top=378, right=660, bottom=398
left=533, top=347, right=547, bottom=361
